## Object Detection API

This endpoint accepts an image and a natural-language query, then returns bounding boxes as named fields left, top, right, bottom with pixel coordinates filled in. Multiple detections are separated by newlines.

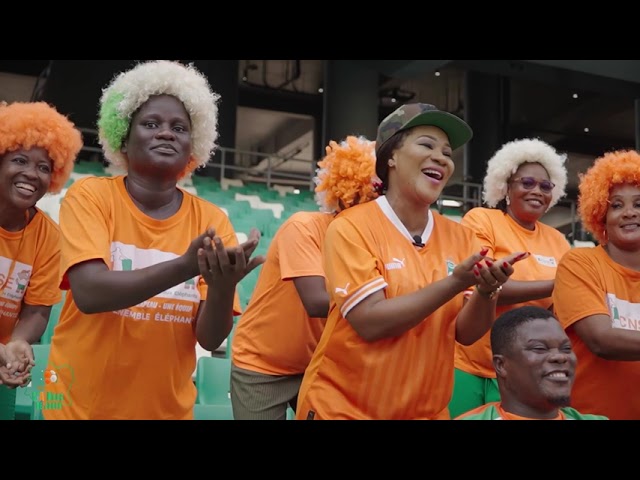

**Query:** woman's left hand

left=0, top=340, right=34, bottom=388
left=473, top=252, right=529, bottom=295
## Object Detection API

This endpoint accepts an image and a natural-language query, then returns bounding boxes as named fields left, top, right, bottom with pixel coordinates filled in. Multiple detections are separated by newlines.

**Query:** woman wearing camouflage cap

left=296, top=103, right=528, bottom=420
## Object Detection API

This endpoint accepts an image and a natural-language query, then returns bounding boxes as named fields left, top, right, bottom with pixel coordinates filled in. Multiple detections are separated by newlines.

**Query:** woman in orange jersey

left=449, top=138, right=571, bottom=418
left=296, top=103, right=528, bottom=420
left=45, top=61, right=264, bottom=420
left=0, top=101, right=82, bottom=419
left=231, top=136, right=380, bottom=420
left=553, top=150, right=640, bottom=420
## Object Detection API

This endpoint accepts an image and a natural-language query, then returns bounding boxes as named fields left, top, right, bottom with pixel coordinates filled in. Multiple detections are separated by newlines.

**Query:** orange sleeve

left=553, top=250, right=609, bottom=330
left=23, top=220, right=62, bottom=306
left=460, top=208, right=495, bottom=258
left=58, top=179, right=112, bottom=290
left=323, top=217, right=386, bottom=318
left=198, top=206, right=242, bottom=315
left=277, top=221, right=325, bottom=281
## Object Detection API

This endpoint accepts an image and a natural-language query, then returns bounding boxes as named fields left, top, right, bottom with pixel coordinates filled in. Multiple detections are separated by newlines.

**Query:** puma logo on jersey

left=335, top=283, right=350, bottom=295
left=385, top=258, right=405, bottom=270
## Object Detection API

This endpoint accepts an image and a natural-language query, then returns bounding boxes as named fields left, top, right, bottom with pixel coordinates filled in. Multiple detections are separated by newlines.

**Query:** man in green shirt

left=456, top=306, right=607, bottom=420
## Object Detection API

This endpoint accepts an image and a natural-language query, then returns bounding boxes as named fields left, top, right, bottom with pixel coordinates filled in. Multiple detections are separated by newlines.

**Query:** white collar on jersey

left=375, top=196, right=434, bottom=247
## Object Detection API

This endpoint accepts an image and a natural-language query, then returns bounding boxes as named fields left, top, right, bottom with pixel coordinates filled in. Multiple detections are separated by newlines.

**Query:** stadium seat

left=40, top=292, right=66, bottom=344
left=31, top=401, right=44, bottom=420
left=193, top=403, right=234, bottom=420
left=14, top=343, right=51, bottom=420
left=192, top=342, right=211, bottom=381
left=195, top=356, right=232, bottom=405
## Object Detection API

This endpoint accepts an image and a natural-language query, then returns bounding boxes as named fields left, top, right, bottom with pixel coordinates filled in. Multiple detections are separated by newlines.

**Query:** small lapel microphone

left=412, top=235, right=424, bottom=248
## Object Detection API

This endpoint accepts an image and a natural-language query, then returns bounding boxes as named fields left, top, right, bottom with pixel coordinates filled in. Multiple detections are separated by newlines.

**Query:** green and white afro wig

left=97, top=60, right=220, bottom=176
left=483, top=138, right=568, bottom=209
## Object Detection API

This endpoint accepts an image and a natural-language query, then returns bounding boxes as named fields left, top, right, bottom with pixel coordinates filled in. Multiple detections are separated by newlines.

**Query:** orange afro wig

left=314, top=135, right=381, bottom=213
left=578, top=149, right=640, bottom=244
left=0, top=102, right=83, bottom=194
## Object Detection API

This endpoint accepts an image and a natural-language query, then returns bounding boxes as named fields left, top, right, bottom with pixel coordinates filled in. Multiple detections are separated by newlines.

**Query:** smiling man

left=456, top=306, right=608, bottom=420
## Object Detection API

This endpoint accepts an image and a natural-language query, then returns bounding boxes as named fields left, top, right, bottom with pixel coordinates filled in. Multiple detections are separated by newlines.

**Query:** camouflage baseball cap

left=375, top=103, right=473, bottom=154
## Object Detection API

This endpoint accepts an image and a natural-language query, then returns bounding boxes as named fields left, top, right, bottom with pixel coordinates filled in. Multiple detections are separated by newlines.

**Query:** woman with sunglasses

left=449, top=138, right=572, bottom=418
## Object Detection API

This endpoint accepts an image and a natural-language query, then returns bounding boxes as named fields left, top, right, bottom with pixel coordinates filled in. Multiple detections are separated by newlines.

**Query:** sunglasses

left=511, top=177, right=555, bottom=193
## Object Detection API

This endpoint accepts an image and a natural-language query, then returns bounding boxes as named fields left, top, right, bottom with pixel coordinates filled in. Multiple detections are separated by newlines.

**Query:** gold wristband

left=475, top=284, right=502, bottom=300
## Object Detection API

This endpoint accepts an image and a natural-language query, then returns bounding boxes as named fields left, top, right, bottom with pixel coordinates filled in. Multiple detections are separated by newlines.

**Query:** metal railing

left=208, top=146, right=317, bottom=191
left=77, top=134, right=580, bottom=239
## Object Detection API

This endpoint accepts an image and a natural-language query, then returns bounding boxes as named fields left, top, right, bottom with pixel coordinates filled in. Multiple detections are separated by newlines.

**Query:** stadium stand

left=22, top=152, right=581, bottom=420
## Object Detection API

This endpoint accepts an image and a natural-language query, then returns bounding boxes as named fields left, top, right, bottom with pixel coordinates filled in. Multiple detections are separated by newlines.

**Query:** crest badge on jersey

left=446, top=259, right=456, bottom=276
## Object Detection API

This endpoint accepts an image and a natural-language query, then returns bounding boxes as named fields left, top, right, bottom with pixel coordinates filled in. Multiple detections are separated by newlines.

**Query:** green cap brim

left=402, top=111, right=473, bottom=150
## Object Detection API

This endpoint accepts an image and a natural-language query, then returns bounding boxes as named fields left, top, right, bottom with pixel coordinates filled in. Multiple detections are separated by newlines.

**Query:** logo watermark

left=26, top=364, right=74, bottom=411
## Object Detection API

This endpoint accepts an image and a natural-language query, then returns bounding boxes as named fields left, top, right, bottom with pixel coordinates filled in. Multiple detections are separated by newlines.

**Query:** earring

left=505, top=196, right=510, bottom=206
left=388, top=159, right=395, bottom=167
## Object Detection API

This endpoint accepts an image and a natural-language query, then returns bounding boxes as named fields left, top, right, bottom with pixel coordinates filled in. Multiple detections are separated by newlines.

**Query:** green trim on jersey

left=457, top=403, right=608, bottom=420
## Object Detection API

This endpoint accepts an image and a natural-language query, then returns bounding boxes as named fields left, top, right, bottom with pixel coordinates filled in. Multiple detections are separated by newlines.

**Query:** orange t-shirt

left=296, top=197, right=482, bottom=420
left=553, top=246, right=640, bottom=420
left=0, top=209, right=62, bottom=343
left=455, top=208, right=571, bottom=378
left=232, top=211, right=333, bottom=375
left=44, top=176, right=241, bottom=420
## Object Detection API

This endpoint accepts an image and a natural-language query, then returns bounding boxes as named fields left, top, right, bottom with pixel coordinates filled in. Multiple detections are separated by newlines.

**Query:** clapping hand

left=453, top=248, right=529, bottom=293
left=472, top=251, right=530, bottom=295
left=0, top=340, right=34, bottom=388
left=197, top=228, right=266, bottom=288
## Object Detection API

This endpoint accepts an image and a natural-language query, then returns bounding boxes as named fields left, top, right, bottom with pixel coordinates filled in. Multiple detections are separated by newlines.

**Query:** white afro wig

left=483, top=138, right=568, bottom=209
left=97, top=60, right=220, bottom=176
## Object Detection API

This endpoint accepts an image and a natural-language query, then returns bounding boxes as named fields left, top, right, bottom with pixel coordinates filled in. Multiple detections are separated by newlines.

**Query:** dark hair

left=375, top=129, right=411, bottom=192
left=491, top=306, right=557, bottom=356
left=495, top=198, right=508, bottom=213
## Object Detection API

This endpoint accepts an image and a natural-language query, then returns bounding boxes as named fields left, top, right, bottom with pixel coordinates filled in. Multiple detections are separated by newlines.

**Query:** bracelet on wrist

left=475, top=284, right=502, bottom=300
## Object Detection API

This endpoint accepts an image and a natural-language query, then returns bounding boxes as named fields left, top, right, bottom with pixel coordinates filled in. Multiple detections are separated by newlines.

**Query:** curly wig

left=314, top=135, right=380, bottom=213
left=97, top=60, right=220, bottom=177
left=0, top=101, right=83, bottom=194
left=578, top=149, right=640, bottom=244
left=483, top=138, right=568, bottom=209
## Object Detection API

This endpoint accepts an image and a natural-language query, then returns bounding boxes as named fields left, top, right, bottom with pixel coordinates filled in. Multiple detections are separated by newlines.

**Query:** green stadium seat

left=0, top=386, right=16, bottom=420
left=193, top=403, right=234, bottom=420
left=192, top=176, right=222, bottom=193
left=14, top=343, right=51, bottom=420
left=31, top=400, right=44, bottom=420
left=72, top=161, right=109, bottom=177
left=195, top=356, right=232, bottom=405
left=40, top=292, right=66, bottom=344
left=224, top=323, right=238, bottom=360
